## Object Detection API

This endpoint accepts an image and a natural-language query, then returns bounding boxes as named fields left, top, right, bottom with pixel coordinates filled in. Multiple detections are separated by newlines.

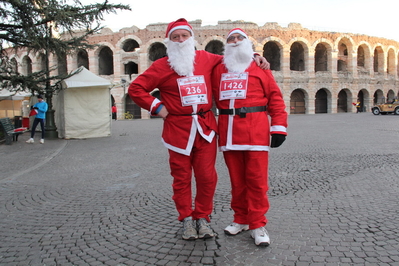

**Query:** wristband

left=154, top=104, right=163, bottom=114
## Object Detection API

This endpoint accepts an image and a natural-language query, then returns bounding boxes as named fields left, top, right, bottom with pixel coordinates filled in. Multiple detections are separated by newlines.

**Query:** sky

left=82, top=0, right=399, bottom=42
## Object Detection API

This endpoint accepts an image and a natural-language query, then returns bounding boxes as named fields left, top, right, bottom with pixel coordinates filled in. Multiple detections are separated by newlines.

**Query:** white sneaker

left=250, top=227, right=270, bottom=246
left=40, top=139, right=44, bottom=144
left=224, top=222, right=249, bottom=235
left=26, top=138, right=34, bottom=143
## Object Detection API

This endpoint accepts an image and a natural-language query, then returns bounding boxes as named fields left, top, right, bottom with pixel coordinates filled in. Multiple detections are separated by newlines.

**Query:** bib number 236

left=177, top=75, right=208, bottom=106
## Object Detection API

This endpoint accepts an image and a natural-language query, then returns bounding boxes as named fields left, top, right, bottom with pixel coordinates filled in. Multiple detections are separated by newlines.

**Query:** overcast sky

left=84, top=0, right=398, bottom=42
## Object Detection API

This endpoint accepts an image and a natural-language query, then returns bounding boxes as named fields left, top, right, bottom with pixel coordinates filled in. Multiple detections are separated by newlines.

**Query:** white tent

left=56, top=67, right=112, bottom=139
left=0, top=89, right=31, bottom=119
left=0, top=89, right=31, bottom=100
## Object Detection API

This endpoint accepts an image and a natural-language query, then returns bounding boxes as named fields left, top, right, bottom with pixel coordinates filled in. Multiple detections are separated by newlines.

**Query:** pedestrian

left=112, top=104, right=117, bottom=120
left=128, top=18, right=268, bottom=240
left=26, top=94, right=48, bottom=144
left=212, top=28, right=288, bottom=246
left=356, top=101, right=361, bottom=113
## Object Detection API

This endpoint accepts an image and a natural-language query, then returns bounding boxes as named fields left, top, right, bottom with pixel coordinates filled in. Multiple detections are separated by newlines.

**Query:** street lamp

left=121, top=78, right=127, bottom=94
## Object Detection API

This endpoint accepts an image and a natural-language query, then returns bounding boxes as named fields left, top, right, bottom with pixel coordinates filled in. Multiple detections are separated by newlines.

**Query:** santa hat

left=165, top=18, right=194, bottom=38
left=29, top=108, right=38, bottom=117
left=227, top=28, right=248, bottom=39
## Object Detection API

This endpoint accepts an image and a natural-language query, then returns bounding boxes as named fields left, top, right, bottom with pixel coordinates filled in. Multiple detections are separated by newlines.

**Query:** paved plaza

left=0, top=113, right=398, bottom=266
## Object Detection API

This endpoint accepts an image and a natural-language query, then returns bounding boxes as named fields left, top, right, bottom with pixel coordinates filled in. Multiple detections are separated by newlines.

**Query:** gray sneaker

left=182, top=217, right=198, bottom=240
left=196, top=218, right=215, bottom=239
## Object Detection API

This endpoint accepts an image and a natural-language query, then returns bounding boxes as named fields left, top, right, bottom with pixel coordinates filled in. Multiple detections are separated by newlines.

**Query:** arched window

left=98, top=46, right=114, bottom=75
left=205, top=40, right=224, bottom=55
left=337, top=43, right=348, bottom=71
left=10, top=58, right=18, bottom=73
left=263, top=41, right=281, bottom=71
left=290, top=42, right=305, bottom=71
left=22, top=56, right=32, bottom=75
left=77, top=49, right=89, bottom=69
left=315, top=89, right=328, bottom=113
left=122, top=39, right=140, bottom=52
left=148, top=42, right=167, bottom=62
left=315, top=43, right=328, bottom=72
left=387, top=48, right=395, bottom=74
left=290, top=89, right=306, bottom=114
left=373, top=46, right=383, bottom=73
left=337, top=90, right=349, bottom=113
left=125, top=61, right=138, bottom=79
left=357, top=46, right=365, bottom=67
left=38, top=53, right=46, bottom=72
left=57, top=52, right=67, bottom=75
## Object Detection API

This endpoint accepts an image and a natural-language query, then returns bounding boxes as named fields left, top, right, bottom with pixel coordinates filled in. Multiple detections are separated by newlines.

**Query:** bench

left=0, top=117, right=28, bottom=145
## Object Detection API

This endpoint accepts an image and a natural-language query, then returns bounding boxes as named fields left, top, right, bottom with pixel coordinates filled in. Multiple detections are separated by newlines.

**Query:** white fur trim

left=222, top=99, right=270, bottom=151
left=168, top=26, right=193, bottom=37
left=161, top=105, right=215, bottom=155
left=221, top=145, right=270, bottom=152
left=270, top=125, right=287, bottom=133
left=227, top=29, right=248, bottom=39
left=191, top=104, right=215, bottom=142
left=150, top=98, right=161, bottom=113
left=162, top=120, right=196, bottom=156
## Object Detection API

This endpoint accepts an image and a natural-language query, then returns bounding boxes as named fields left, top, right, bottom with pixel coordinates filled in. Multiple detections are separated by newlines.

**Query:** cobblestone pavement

left=1, top=113, right=398, bottom=266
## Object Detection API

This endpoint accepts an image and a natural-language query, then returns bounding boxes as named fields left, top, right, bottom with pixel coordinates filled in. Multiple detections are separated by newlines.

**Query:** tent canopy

left=62, top=66, right=112, bottom=88
left=0, top=89, right=31, bottom=100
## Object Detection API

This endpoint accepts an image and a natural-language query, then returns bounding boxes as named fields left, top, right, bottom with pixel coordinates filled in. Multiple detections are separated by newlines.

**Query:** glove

left=270, top=134, right=286, bottom=148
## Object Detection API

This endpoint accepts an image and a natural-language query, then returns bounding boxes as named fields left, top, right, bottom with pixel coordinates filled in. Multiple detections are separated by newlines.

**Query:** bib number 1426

left=219, top=72, right=248, bottom=100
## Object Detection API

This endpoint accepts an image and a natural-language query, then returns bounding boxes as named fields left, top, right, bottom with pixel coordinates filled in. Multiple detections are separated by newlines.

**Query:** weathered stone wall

left=8, top=20, right=399, bottom=118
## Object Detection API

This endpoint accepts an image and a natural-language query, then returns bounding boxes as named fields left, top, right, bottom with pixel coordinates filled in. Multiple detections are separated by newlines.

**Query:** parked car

left=371, top=101, right=399, bottom=115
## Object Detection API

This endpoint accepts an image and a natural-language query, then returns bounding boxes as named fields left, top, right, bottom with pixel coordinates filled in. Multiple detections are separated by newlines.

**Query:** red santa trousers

left=168, top=133, right=218, bottom=222
left=223, top=150, right=270, bottom=229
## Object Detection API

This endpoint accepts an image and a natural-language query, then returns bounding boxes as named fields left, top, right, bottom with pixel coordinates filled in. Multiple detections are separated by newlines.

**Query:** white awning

left=0, top=89, right=31, bottom=100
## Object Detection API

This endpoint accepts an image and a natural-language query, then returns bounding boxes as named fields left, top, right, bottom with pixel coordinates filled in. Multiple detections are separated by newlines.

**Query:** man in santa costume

left=212, top=28, right=288, bottom=246
left=128, top=19, right=268, bottom=240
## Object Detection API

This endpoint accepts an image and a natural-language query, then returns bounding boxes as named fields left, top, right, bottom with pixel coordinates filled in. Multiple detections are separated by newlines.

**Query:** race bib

left=219, top=72, right=249, bottom=100
left=177, top=75, right=208, bottom=106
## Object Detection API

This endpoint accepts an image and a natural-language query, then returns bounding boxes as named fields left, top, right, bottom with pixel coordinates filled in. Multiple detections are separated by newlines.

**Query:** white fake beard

left=165, top=37, right=196, bottom=77
left=223, top=38, right=254, bottom=73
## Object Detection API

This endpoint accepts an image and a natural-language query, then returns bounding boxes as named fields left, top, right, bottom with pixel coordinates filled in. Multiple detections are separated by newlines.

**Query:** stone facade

left=9, top=20, right=399, bottom=119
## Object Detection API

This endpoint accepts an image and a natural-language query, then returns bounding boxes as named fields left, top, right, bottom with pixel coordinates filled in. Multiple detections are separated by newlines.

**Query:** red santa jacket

left=128, top=50, right=222, bottom=155
left=212, top=61, right=288, bottom=151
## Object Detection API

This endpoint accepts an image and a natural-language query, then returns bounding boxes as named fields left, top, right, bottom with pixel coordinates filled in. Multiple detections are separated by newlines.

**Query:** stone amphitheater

left=11, top=20, right=399, bottom=119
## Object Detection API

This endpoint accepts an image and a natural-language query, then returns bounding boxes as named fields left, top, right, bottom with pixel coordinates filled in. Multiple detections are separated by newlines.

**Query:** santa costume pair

left=212, top=28, right=288, bottom=246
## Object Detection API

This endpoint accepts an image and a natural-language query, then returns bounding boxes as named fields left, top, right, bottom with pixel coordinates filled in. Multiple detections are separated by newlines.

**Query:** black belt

left=219, top=106, right=266, bottom=118
left=170, top=109, right=211, bottom=118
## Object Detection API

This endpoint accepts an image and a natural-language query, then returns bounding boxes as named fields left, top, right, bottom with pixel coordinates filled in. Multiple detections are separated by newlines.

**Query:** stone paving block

left=154, top=259, right=169, bottom=266
left=164, top=261, right=180, bottom=266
